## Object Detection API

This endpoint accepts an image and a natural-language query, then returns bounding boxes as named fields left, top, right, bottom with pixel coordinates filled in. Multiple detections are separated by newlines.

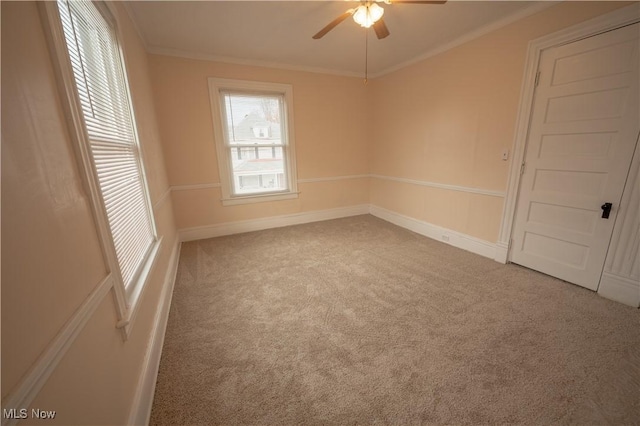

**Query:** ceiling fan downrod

left=364, top=27, right=369, bottom=84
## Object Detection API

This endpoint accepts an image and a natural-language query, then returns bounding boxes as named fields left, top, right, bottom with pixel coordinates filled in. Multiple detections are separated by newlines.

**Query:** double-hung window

left=208, top=79, right=298, bottom=205
left=45, top=0, right=159, bottom=328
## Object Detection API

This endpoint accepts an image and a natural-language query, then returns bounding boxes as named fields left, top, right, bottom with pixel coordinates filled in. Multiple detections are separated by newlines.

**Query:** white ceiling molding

left=121, top=1, right=149, bottom=52
left=146, top=46, right=365, bottom=79
left=127, top=1, right=559, bottom=80
left=370, top=1, right=558, bottom=78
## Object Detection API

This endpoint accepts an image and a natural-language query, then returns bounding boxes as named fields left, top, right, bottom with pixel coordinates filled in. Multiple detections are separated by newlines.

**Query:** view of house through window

left=221, top=92, right=289, bottom=195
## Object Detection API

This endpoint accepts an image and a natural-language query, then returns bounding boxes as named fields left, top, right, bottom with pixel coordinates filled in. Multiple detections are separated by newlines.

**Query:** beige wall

left=151, top=2, right=627, bottom=240
left=1, top=2, right=177, bottom=424
left=149, top=55, right=370, bottom=229
left=1, top=1, right=632, bottom=424
left=369, top=1, right=630, bottom=243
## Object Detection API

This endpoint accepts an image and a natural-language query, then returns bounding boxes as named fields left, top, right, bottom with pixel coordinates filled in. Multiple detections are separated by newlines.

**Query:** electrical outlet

left=501, top=149, right=509, bottom=161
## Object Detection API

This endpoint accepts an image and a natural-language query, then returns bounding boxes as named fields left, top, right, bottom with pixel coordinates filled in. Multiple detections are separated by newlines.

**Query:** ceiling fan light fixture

left=353, top=3, right=384, bottom=28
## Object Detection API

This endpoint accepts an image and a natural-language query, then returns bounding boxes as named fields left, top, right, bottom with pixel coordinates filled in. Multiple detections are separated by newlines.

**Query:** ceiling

left=126, top=1, right=553, bottom=77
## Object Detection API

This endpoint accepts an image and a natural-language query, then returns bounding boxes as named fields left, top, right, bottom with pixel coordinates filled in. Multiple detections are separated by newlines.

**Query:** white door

left=511, top=23, right=640, bottom=291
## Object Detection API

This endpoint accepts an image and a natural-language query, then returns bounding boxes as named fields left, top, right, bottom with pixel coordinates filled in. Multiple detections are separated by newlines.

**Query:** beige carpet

left=150, top=215, right=640, bottom=425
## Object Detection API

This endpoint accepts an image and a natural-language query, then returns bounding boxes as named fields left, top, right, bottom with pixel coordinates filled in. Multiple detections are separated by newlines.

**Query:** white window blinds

left=58, top=0, right=155, bottom=288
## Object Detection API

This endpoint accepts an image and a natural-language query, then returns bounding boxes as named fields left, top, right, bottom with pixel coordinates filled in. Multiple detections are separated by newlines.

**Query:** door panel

left=552, top=38, right=637, bottom=85
left=511, top=23, right=639, bottom=290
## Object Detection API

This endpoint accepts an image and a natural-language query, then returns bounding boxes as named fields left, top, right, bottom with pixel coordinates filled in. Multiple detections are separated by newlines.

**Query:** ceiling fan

left=312, top=0, right=447, bottom=40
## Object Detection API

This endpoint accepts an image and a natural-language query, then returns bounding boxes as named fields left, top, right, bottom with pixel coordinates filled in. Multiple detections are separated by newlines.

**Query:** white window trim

left=39, top=1, right=161, bottom=340
left=208, top=78, right=298, bottom=206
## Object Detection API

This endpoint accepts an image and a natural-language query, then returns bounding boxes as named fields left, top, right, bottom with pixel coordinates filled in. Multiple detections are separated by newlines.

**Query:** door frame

left=495, top=3, right=640, bottom=264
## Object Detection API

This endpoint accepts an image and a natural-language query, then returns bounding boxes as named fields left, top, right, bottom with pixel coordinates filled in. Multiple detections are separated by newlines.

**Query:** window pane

left=58, top=0, right=155, bottom=288
left=222, top=93, right=283, bottom=145
left=231, top=147, right=287, bottom=195
left=230, top=146, right=282, bottom=161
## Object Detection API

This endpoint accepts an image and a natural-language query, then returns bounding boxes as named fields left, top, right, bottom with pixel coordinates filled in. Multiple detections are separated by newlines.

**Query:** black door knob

left=601, top=202, right=612, bottom=219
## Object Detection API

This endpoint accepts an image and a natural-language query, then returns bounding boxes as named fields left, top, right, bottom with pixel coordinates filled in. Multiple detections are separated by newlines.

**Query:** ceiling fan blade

left=373, top=18, right=390, bottom=40
left=312, top=10, right=354, bottom=39
left=389, top=1, right=447, bottom=4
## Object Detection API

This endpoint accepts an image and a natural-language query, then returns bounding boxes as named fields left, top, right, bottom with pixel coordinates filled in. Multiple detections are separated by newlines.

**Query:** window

left=47, top=0, right=159, bottom=326
left=208, top=79, right=298, bottom=205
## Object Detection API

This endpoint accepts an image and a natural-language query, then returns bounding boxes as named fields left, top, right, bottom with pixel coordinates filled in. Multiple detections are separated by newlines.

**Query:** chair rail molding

left=1, top=275, right=114, bottom=426
left=371, top=174, right=505, bottom=198
left=170, top=175, right=505, bottom=199
left=298, top=174, right=369, bottom=184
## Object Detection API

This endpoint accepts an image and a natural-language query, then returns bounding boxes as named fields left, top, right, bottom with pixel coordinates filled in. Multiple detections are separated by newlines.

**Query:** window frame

left=40, top=0, right=161, bottom=339
left=208, top=78, right=298, bottom=206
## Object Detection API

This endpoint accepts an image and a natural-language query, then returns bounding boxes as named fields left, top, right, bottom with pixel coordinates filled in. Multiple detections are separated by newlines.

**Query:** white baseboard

left=128, top=240, right=182, bottom=426
left=178, top=203, right=497, bottom=260
left=494, top=241, right=509, bottom=264
left=369, top=205, right=497, bottom=259
left=178, top=204, right=370, bottom=242
left=597, top=272, right=640, bottom=308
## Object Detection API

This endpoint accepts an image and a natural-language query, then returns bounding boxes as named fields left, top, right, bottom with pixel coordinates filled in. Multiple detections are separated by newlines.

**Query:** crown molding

left=370, top=1, right=559, bottom=78
left=120, top=1, right=150, bottom=52
left=147, top=46, right=365, bottom=79
left=136, top=2, right=559, bottom=80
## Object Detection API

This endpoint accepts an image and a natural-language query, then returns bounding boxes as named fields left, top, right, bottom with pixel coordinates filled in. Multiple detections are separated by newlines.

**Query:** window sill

left=221, top=191, right=299, bottom=206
